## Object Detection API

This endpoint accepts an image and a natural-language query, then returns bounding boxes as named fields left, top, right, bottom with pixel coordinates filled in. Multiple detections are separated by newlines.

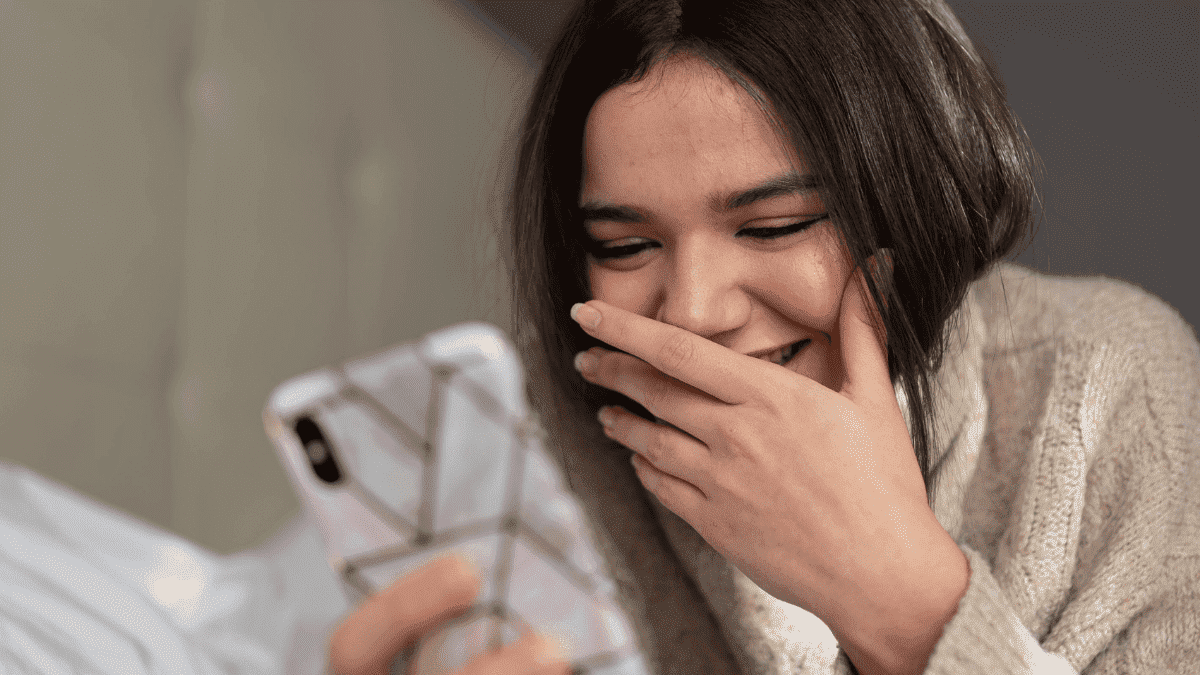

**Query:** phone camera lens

left=305, top=439, right=329, bottom=464
left=293, top=416, right=342, bottom=484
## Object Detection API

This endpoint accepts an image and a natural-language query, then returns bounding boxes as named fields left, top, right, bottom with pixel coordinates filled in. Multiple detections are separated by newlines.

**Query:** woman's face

left=580, top=56, right=855, bottom=391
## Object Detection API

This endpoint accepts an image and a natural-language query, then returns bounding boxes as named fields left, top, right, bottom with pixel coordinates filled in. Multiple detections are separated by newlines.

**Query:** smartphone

left=263, top=322, right=649, bottom=675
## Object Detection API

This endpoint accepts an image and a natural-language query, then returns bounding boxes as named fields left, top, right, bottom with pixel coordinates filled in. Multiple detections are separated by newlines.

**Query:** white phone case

left=263, top=322, right=649, bottom=675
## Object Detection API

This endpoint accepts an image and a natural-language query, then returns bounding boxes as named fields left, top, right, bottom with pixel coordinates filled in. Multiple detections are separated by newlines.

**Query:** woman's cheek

left=587, top=263, right=613, bottom=303
left=810, top=230, right=856, bottom=327
left=588, top=264, right=653, bottom=316
left=587, top=264, right=614, bottom=304
left=779, top=251, right=846, bottom=329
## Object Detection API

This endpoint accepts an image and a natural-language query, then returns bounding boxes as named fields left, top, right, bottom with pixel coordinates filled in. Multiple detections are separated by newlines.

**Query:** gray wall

left=954, top=0, right=1197, bottom=331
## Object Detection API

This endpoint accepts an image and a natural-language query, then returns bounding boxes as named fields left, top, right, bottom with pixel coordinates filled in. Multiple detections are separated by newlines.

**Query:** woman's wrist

left=831, top=520, right=970, bottom=675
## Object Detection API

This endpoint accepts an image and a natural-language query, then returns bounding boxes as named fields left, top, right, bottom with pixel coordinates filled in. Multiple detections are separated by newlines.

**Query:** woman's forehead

left=591, top=54, right=756, bottom=121
left=581, top=56, right=802, bottom=202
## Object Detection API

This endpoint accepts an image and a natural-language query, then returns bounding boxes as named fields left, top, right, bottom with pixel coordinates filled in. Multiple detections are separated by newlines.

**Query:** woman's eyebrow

left=579, top=202, right=643, bottom=224
left=717, top=172, right=819, bottom=211
left=578, top=172, right=819, bottom=223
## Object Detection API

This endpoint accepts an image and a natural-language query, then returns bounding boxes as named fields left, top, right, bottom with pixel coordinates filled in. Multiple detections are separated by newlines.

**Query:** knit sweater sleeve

left=923, top=291, right=1200, bottom=674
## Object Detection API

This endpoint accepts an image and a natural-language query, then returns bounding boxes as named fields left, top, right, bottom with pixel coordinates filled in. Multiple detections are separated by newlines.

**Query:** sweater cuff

left=923, top=545, right=1076, bottom=675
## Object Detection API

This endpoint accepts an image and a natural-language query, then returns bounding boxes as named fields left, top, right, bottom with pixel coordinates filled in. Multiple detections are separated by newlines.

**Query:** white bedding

left=0, top=463, right=348, bottom=674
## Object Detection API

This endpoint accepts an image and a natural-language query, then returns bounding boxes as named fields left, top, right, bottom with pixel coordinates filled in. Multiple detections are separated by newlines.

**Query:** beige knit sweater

left=562, top=262, right=1200, bottom=674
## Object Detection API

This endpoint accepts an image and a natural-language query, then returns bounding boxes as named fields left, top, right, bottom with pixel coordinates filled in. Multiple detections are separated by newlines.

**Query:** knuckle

left=641, top=373, right=671, bottom=414
left=658, top=332, right=695, bottom=372
left=713, top=413, right=748, bottom=449
left=713, top=413, right=740, bottom=439
left=759, top=384, right=796, bottom=417
left=643, top=424, right=671, bottom=464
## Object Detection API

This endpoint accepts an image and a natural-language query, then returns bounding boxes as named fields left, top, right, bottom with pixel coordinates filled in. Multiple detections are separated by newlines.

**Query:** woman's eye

left=737, top=214, right=827, bottom=240
left=586, top=238, right=658, bottom=260
left=585, top=214, right=826, bottom=261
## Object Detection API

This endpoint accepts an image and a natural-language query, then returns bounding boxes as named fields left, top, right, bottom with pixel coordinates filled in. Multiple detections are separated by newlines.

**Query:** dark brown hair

left=506, top=0, right=1039, bottom=501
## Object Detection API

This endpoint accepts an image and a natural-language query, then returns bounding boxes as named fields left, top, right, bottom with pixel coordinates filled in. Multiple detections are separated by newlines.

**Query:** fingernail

left=570, top=302, right=601, bottom=330
left=445, top=553, right=482, bottom=585
left=531, top=631, right=568, bottom=666
left=597, top=405, right=614, bottom=428
left=573, top=350, right=597, bottom=375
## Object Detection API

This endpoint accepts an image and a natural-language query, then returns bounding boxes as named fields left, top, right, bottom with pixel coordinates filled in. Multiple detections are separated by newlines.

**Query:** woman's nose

left=655, top=245, right=751, bottom=340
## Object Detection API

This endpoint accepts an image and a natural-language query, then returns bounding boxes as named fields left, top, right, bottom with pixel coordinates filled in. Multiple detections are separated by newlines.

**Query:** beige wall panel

left=0, top=0, right=533, bottom=554
left=0, top=0, right=194, bottom=529
left=172, top=0, right=533, bottom=552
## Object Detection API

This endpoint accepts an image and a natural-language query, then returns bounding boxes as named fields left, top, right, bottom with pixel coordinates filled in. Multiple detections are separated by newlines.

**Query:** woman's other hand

left=328, top=555, right=570, bottom=675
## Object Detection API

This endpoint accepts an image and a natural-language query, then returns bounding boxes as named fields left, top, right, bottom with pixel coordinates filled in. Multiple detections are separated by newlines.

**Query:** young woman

left=329, top=1, right=1200, bottom=674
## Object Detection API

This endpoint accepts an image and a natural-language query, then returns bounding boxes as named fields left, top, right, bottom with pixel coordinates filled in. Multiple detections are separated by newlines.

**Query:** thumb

left=838, top=250, right=893, bottom=408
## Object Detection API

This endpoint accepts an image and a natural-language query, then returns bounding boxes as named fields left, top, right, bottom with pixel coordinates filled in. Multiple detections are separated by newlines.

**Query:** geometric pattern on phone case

left=264, top=323, right=649, bottom=675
